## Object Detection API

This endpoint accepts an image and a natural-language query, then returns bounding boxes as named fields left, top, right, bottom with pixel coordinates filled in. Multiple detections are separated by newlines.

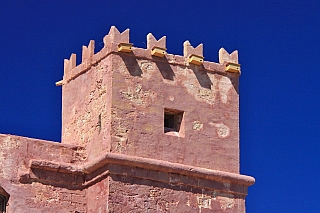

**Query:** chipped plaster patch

left=2, top=136, right=20, bottom=150
left=192, top=121, right=203, bottom=131
left=33, top=184, right=59, bottom=204
left=186, top=199, right=191, bottom=206
left=158, top=65, right=235, bottom=106
left=114, top=124, right=129, bottom=154
left=180, top=68, right=219, bottom=105
left=211, top=191, right=235, bottom=210
left=149, top=189, right=161, bottom=199
left=209, top=122, right=230, bottom=138
left=121, top=84, right=156, bottom=106
left=218, top=76, right=232, bottom=103
left=197, top=88, right=216, bottom=105
left=218, top=196, right=234, bottom=210
left=197, top=196, right=211, bottom=209
left=73, top=147, right=87, bottom=162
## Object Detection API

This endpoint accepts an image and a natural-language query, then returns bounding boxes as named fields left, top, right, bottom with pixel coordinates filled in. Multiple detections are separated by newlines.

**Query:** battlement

left=56, top=26, right=240, bottom=86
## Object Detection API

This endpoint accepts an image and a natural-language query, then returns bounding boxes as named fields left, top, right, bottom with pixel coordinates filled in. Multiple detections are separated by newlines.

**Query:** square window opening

left=164, top=108, right=184, bottom=133
left=0, top=195, right=7, bottom=213
left=0, top=186, right=9, bottom=213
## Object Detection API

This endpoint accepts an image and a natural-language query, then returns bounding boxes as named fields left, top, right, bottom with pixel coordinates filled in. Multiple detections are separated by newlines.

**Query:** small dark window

left=164, top=108, right=184, bottom=133
left=0, top=187, right=9, bottom=213
left=0, top=195, right=6, bottom=213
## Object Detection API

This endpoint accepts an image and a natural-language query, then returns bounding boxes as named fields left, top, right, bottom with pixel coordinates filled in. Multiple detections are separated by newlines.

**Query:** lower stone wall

left=5, top=182, right=86, bottom=213
left=0, top=134, right=87, bottom=213
left=0, top=134, right=252, bottom=212
left=108, top=175, right=246, bottom=213
left=23, top=151, right=251, bottom=212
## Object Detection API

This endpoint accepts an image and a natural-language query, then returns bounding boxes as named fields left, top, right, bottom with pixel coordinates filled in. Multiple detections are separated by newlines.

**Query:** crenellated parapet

left=219, top=48, right=238, bottom=64
left=56, top=26, right=240, bottom=86
left=103, top=26, right=130, bottom=51
left=146, top=33, right=166, bottom=50
left=82, top=40, right=95, bottom=63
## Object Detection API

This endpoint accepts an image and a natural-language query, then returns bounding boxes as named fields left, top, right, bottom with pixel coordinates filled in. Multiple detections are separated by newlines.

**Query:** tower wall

left=110, top=53, right=240, bottom=173
left=61, top=56, right=113, bottom=160
left=61, top=26, right=240, bottom=173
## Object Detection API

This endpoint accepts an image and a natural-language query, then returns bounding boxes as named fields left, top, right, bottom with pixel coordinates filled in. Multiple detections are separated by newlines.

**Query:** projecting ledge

left=28, top=152, right=254, bottom=187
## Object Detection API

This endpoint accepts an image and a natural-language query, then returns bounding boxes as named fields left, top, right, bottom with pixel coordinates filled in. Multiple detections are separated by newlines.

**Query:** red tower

left=0, top=26, right=254, bottom=212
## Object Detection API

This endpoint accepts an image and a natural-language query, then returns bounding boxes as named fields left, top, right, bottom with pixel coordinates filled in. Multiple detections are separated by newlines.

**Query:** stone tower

left=0, top=26, right=254, bottom=212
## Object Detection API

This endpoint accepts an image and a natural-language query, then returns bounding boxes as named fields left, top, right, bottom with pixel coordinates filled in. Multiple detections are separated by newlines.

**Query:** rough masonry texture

left=0, top=26, right=254, bottom=212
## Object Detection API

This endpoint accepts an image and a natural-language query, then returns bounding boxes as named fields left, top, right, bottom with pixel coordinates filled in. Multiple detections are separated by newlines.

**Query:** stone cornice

left=26, top=152, right=255, bottom=194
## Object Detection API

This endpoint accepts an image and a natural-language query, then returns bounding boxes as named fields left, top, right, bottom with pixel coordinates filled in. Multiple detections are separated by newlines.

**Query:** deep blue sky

left=1, top=1, right=320, bottom=212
